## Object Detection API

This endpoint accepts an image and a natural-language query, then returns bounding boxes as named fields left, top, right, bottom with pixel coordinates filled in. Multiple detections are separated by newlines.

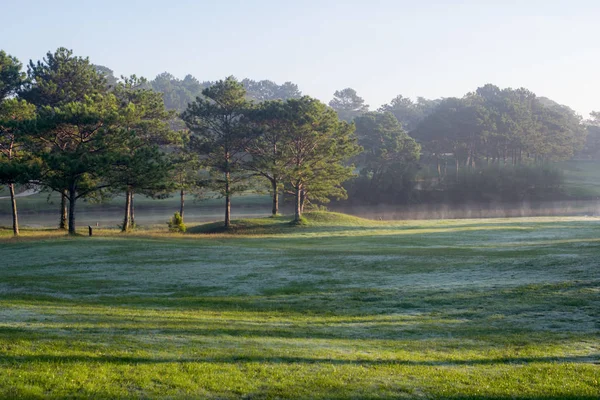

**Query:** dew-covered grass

left=0, top=213, right=599, bottom=399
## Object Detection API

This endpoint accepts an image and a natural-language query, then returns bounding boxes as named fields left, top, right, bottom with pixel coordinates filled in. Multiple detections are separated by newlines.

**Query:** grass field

left=0, top=212, right=598, bottom=399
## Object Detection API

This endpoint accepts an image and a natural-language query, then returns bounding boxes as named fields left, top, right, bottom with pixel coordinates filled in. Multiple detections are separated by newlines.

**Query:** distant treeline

left=131, top=66, right=597, bottom=205
left=1, top=47, right=599, bottom=236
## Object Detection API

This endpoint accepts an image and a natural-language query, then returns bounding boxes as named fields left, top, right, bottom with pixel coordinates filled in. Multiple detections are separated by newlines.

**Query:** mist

left=332, top=200, right=600, bottom=221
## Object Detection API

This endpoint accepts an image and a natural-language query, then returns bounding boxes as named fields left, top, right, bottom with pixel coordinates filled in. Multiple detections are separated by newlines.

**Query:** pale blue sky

left=1, top=0, right=598, bottom=116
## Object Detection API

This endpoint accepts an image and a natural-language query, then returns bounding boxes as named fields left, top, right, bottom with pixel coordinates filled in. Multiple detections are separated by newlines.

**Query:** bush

left=168, top=212, right=186, bottom=233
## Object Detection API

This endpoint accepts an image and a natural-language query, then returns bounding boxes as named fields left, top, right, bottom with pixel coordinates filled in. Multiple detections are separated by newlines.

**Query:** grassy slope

left=0, top=213, right=599, bottom=399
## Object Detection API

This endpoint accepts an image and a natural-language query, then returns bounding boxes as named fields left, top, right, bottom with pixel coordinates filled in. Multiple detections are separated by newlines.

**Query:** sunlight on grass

left=0, top=213, right=599, bottom=399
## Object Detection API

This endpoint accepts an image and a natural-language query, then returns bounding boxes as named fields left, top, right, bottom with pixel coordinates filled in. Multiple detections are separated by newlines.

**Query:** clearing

left=0, top=212, right=598, bottom=399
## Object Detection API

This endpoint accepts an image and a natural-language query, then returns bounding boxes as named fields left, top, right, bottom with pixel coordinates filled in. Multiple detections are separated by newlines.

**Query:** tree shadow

left=1, top=353, right=597, bottom=367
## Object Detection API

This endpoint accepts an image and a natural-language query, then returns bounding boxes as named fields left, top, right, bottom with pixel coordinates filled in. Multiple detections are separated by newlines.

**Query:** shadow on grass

left=2, top=279, right=598, bottom=317
left=186, top=215, right=304, bottom=234
left=185, top=213, right=600, bottom=236
left=1, top=354, right=597, bottom=367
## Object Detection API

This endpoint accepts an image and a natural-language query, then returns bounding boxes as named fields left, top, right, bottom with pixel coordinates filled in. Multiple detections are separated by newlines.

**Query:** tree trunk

left=294, top=184, right=302, bottom=222
left=180, top=188, right=185, bottom=219
left=271, top=179, right=278, bottom=216
left=59, top=190, right=68, bottom=230
left=68, top=185, right=77, bottom=235
left=224, top=172, right=231, bottom=228
left=130, top=191, right=135, bottom=228
left=455, top=157, right=459, bottom=180
left=300, top=189, right=306, bottom=214
left=225, top=195, right=231, bottom=228
left=519, top=148, right=523, bottom=165
left=9, top=183, right=19, bottom=236
left=122, top=189, right=131, bottom=232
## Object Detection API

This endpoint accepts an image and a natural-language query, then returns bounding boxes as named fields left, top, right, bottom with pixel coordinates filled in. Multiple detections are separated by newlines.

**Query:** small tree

left=168, top=211, right=186, bottom=232
left=281, top=97, right=361, bottom=222
left=110, top=75, right=176, bottom=231
left=111, top=144, right=173, bottom=232
left=245, top=100, right=294, bottom=216
left=182, top=77, right=254, bottom=228
left=169, top=130, right=207, bottom=221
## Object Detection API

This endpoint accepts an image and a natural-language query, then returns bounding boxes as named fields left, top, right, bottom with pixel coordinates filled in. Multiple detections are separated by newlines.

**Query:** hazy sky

left=2, top=0, right=598, bottom=116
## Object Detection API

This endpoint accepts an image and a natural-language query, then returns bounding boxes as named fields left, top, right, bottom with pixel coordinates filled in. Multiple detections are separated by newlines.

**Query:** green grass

left=0, top=213, right=599, bottom=399
left=187, top=212, right=373, bottom=234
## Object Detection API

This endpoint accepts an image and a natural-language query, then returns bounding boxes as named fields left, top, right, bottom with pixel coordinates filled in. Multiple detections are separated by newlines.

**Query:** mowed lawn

left=0, top=213, right=598, bottom=399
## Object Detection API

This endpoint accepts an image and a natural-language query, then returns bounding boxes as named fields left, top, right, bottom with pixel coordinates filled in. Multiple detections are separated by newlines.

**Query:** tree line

left=1, top=48, right=596, bottom=236
left=0, top=48, right=360, bottom=236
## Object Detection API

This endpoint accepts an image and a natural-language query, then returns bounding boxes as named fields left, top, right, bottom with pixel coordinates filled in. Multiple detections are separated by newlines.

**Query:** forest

left=1, top=47, right=598, bottom=236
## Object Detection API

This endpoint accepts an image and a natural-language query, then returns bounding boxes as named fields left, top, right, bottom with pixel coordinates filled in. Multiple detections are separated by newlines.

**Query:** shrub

left=168, top=212, right=186, bottom=233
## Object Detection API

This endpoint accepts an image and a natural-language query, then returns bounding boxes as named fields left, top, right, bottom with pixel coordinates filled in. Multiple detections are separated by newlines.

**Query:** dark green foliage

left=0, top=98, right=38, bottom=236
left=0, top=52, right=36, bottom=236
left=110, top=75, right=177, bottom=231
left=35, top=94, right=119, bottom=189
left=347, top=111, right=420, bottom=204
left=18, top=48, right=115, bottom=234
left=167, top=211, right=186, bottom=232
left=245, top=100, right=293, bottom=215
left=181, top=77, right=254, bottom=228
left=35, top=93, right=121, bottom=234
left=0, top=50, right=25, bottom=99
left=279, top=97, right=361, bottom=221
left=21, top=48, right=107, bottom=107
left=414, top=85, right=586, bottom=171
left=0, top=99, right=38, bottom=183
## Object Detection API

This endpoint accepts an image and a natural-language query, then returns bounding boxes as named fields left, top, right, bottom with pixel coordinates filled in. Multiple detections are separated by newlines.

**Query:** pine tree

left=182, top=77, right=254, bottom=228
